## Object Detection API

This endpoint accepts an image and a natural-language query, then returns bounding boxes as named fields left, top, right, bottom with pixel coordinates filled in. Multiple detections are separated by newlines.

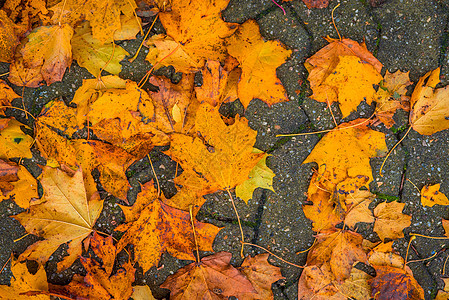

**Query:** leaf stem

left=379, top=125, right=412, bottom=177
left=147, top=154, right=161, bottom=197
left=129, top=15, right=159, bottom=63
left=189, top=205, right=200, bottom=264
left=242, top=242, right=304, bottom=268
left=226, top=188, right=245, bottom=258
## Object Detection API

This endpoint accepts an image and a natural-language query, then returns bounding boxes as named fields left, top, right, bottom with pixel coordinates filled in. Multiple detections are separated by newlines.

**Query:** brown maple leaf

left=161, top=252, right=257, bottom=299
left=115, top=181, right=221, bottom=273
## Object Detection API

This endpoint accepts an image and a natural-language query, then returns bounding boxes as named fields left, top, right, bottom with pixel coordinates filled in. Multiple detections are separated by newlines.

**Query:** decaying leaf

left=0, top=258, right=49, bottom=300
left=373, top=201, right=411, bottom=242
left=0, top=80, right=20, bottom=116
left=0, top=118, right=33, bottom=159
left=305, top=37, right=382, bottom=117
left=239, top=253, right=284, bottom=300
left=226, top=19, right=291, bottom=108
left=374, top=70, right=411, bottom=128
left=410, top=68, right=449, bottom=135
left=166, top=103, right=263, bottom=207
left=421, top=183, right=449, bottom=207
left=115, top=181, right=221, bottom=273
left=369, top=265, right=424, bottom=300
left=236, top=152, right=275, bottom=204
left=14, top=167, right=103, bottom=271
left=161, top=252, right=257, bottom=300
left=0, top=160, right=38, bottom=209
left=145, top=0, right=238, bottom=73
left=71, top=22, right=129, bottom=77
left=307, top=230, right=367, bottom=282
left=344, top=189, right=375, bottom=229
left=0, top=10, right=20, bottom=63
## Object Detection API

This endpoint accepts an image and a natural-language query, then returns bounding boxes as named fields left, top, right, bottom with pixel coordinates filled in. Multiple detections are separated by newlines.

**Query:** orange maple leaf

left=115, top=181, right=221, bottom=273
left=161, top=252, right=257, bottom=299
left=373, top=201, right=411, bottom=242
left=0, top=118, right=33, bottom=159
left=145, top=0, right=238, bottom=73
left=0, top=80, right=20, bottom=116
left=0, top=10, right=20, bottom=63
left=226, top=19, right=292, bottom=108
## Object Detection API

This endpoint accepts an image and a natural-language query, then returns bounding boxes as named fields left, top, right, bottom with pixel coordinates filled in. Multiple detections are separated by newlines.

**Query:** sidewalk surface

left=1, top=0, right=449, bottom=299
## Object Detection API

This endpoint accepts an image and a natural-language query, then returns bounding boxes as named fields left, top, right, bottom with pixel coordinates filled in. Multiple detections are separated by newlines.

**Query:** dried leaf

left=0, top=118, right=33, bottom=159
left=0, top=258, right=49, bottom=299
left=0, top=80, right=20, bottom=116
left=145, top=0, right=238, bottom=72
left=239, top=253, right=284, bottom=300
left=0, top=10, right=20, bottom=63
left=305, top=38, right=382, bottom=117
left=436, top=277, right=449, bottom=300
left=14, top=167, right=103, bottom=271
left=374, top=70, right=411, bottom=128
left=71, top=22, right=129, bottom=77
left=161, top=252, right=256, bottom=300
left=369, top=265, right=424, bottom=300
left=132, top=286, right=156, bottom=300
left=297, top=264, right=345, bottom=300
left=115, top=181, right=221, bottom=273
left=421, top=183, right=449, bottom=207
left=373, top=201, right=411, bottom=242
left=307, top=230, right=367, bottom=282
left=410, top=68, right=449, bottom=135
left=226, top=20, right=291, bottom=108
left=344, top=189, right=375, bottom=229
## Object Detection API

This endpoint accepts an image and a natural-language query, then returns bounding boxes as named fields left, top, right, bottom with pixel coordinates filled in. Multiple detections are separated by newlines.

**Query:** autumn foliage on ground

left=1, top=0, right=449, bottom=299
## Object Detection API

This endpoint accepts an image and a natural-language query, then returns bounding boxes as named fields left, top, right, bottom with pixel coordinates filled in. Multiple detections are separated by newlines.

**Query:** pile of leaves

left=1, top=0, right=449, bottom=299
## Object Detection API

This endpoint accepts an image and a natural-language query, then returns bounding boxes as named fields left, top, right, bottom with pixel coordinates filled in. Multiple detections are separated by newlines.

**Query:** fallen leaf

left=90, top=232, right=116, bottom=275
left=239, top=253, right=284, bottom=300
left=0, top=257, right=49, bottom=300
left=8, top=56, right=44, bottom=87
left=303, top=119, right=387, bottom=185
left=18, top=24, right=73, bottom=85
left=115, top=181, right=221, bottom=273
left=2, top=0, right=48, bottom=36
left=339, top=267, right=372, bottom=300
left=71, top=22, right=129, bottom=77
left=307, top=230, right=367, bottom=282
left=161, top=252, right=257, bottom=300
left=195, top=60, right=240, bottom=107
left=374, top=70, right=411, bottom=128
left=145, top=0, right=238, bottom=72
left=226, top=19, right=292, bottom=108
left=132, top=286, right=156, bottom=300
left=367, top=242, right=405, bottom=269
left=373, top=201, right=411, bottom=242
left=50, top=257, right=135, bottom=300
left=0, top=118, right=33, bottom=159
left=236, top=152, right=275, bottom=204
left=0, top=80, right=20, bottom=116
left=301, top=0, right=330, bottom=8
left=14, top=167, right=103, bottom=271
left=409, top=68, right=449, bottom=135
left=37, top=98, right=79, bottom=136
left=0, top=160, right=38, bottom=209
left=0, top=10, right=20, bottom=63
left=369, top=265, right=424, bottom=300
left=344, top=189, right=375, bottom=229
left=305, top=37, right=383, bottom=117
left=297, top=264, right=344, bottom=300
left=436, top=277, right=449, bottom=300
left=421, top=183, right=449, bottom=207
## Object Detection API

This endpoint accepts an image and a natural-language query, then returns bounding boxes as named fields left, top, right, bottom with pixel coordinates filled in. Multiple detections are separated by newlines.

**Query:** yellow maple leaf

left=115, top=181, right=221, bottom=273
left=409, top=68, right=449, bottom=135
left=0, top=258, right=49, bottom=300
left=14, top=167, right=103, bottom=271
left=0, top=79, right=20, bottom=116
left=226, top=20, right=291, bottom=108
left=145, top=0, right=238, bottom=73
left=0, top=161, right=38, bottom=209
left=166, top=103, right=263, bottom=194
left=12, top=24, right=73, bottom=86
left=303, top=119, right=387, bottom=185
left=373, top=201, right=411, bottom=242
left=421, top=183, right=449, bottom=207
left=0, top=118, right=33, bottom=159
left=71, top=22, right=129, bottom=77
